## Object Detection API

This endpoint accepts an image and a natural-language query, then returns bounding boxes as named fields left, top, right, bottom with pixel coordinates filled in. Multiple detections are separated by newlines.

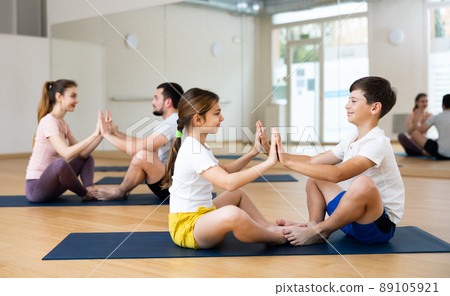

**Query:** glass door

left=286, top=39, right=322, bottom=144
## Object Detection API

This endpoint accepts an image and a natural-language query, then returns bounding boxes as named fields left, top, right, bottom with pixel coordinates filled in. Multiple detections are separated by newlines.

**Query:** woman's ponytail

left=33, top=79, right=77, bottom=147
left=37, top=81, right=54, bottom=124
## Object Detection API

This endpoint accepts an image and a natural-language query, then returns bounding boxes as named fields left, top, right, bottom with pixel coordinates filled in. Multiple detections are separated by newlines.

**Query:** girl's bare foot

left=276, top=218, right=308, bottom=227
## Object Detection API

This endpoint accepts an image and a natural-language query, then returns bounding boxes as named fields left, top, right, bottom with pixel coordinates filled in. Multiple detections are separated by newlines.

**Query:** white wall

left=46, top=0, right=183, bottom=26
left=368, top=0, right=427, bottom=138
left=51, top=3, right=258, bottom=145
left=51, top=39, right=107, bottom=149
left=0, top=34, right=50, bottom=154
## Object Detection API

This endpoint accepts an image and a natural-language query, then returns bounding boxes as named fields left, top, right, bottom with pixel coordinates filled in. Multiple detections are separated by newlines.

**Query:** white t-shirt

left=26, top=113, right=72, bottom=179
left=169, top=136, right=219, bottom=213
left=331, top=126, right=405, bottom=225
left=153, top=112, right=178, bottom=164
left=426, top=110, right=450, bottom=157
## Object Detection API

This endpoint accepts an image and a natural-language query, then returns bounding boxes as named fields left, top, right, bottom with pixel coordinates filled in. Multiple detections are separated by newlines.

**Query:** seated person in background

left=26, top=79, right=103, bottom=202
left=410, top=94, right=450, bottom=160
left=398, top=93, right=432, bottom=156
left=96, top=82, right=183, bottom=200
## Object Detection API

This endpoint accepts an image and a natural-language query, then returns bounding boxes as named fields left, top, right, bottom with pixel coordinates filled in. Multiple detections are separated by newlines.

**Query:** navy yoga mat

left=0, top=194, right=168, bottom=207
left=42, top=226, right=450, bottom=260
left=95, top=174, right=298, bottom=185
left=95, top=166, right=129, bottom=172
left=215, top=155, right=264, bottom=161
left=395, top=152, right=450, bottom=160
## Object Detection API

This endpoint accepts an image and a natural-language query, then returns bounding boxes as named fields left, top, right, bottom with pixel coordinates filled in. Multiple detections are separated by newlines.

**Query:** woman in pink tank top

left=25, top=79, right=103, bottom=202
left=398, top=93, right=432, bottom=156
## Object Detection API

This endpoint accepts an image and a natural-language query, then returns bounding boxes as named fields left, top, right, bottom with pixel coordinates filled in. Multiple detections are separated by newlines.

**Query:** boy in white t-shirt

left=275, top=76, right=405, bottom=246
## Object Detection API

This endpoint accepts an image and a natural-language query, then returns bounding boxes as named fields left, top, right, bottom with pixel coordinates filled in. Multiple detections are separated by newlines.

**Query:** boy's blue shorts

left=326, top=191, right=396, bottom=244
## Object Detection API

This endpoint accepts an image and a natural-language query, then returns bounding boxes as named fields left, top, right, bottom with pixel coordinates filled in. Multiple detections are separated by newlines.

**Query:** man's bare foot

left=281, top=225, right=328, bottom=246
left=96, top=187, right=128, bottom=201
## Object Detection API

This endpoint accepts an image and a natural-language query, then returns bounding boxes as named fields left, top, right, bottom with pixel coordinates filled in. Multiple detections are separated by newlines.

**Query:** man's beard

left=153, top=110, right=163, bottom=116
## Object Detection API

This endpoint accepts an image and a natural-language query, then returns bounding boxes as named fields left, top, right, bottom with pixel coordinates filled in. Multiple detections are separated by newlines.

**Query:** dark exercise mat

left=95, top=166, right=129, bottom=172
left=0, top=193, right=168, bottom=207
left=42, top=226, right=450, bottom=260
left=395, top=152, right=450, bottom=160
left=215, top=155, right=264, bottom=161
left=0, top=192, right=216, bottom=207
left=95, top=174, right=298, bottom=185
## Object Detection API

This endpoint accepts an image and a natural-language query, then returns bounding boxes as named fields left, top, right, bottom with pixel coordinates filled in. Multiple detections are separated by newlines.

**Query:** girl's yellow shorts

left=168, top=206, right=216, bottom=249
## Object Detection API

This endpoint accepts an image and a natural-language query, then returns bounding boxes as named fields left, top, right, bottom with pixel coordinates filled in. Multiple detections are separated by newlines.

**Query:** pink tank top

left=26, top=113, right=72, bottom=179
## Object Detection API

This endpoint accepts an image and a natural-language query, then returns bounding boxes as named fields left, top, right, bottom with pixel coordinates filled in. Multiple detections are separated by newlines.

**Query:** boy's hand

left=267, top=129, right=279, bottom=166
left=274, top=130, right=288, bottom=166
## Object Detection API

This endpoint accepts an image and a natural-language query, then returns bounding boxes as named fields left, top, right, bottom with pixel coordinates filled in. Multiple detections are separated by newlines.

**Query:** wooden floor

left=0, top=145, right=449, bottom=278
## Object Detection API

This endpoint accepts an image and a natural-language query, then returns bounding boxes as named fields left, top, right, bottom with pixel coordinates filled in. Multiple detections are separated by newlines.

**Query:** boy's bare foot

left=281, top=225, right=327, bottom=246
left=96, top=187, right=129, bottom=201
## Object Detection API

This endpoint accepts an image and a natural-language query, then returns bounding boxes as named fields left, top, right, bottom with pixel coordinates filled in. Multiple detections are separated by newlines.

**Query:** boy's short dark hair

left=157, top=82, right=184, bottom=109
left=443, top=94, right=450, bottom=109
left=349, top=76, right=397, bottom=119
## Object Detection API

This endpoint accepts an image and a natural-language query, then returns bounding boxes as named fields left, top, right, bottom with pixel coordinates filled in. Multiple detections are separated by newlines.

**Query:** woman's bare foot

left=96, top=187, right=129, bottom=201
left=83, top=186, right=97, bottom=201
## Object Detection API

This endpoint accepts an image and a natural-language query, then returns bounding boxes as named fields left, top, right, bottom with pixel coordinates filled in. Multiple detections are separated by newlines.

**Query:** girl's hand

left=254, top=121, right=270, bottom=155
left=267, top=128, right=279, bottom=166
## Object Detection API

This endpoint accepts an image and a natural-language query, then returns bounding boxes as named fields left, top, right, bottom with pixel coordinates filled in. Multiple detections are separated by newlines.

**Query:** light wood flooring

left=0, top=145, right=449, bottom=278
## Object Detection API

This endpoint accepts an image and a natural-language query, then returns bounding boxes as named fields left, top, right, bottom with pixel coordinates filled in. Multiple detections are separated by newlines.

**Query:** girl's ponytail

left=161, top=121, right=184, bottom=189
left=160, top=88, right=219, bottom=190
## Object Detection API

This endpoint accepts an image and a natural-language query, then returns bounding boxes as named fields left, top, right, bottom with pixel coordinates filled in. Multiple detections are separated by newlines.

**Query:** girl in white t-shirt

left=25, top=80, right=103, bottom=202
left=162, top=88, right=287, bottom=249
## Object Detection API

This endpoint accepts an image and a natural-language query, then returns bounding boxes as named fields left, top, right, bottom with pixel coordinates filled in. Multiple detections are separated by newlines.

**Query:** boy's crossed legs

left=279, top=175, right=385, bottom=246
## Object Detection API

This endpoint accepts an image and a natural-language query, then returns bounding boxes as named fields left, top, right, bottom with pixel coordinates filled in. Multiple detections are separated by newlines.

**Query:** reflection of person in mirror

left=409, top=94, right=450, bottom=160
left=398, top=93, right=432, bottom=156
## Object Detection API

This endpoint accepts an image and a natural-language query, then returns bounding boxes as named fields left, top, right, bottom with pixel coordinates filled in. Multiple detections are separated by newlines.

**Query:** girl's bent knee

left=220, top=205, right=247, bottom=226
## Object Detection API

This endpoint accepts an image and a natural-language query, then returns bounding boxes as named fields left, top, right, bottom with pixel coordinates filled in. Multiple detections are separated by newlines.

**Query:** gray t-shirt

left=426, top=110, right=450, bottom=157
left=153, top=112, right=178, bottom=164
